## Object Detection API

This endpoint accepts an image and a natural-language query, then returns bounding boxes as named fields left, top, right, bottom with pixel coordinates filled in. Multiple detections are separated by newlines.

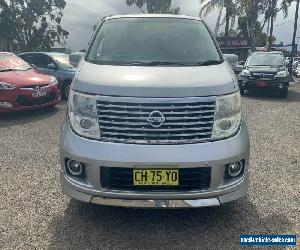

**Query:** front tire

left=240, top=88, right=245, bottom=96
left=279, top=88, right=288, bottom=98
left=44, top=104, right=57, bottom=112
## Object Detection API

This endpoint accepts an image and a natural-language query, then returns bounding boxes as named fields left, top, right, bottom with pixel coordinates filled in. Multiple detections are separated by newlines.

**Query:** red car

left=0, top=52, right=61, bottom=113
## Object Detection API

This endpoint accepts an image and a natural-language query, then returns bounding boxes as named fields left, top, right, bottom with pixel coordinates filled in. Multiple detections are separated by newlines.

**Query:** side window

left=18, top=54, right=26, bottom=61
left=23, top=55, right=36, bottom=65
left=90, top=33, right=105, bottom=59
left=29, top=54, right=54, bottom=68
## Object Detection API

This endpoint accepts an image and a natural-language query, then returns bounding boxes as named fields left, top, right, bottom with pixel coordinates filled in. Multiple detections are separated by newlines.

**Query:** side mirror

left=30, top=64, right=37, bottom=70
left=69, top=52, right=85, bottom=67
left=223, top=54, right=237, bottom=62
left=239, top=61, right=245, bottom=66
left=47, top=63, right=58, bottom=70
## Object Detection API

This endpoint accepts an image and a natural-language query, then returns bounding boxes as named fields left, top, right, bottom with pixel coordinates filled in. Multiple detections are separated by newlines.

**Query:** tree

left=262, top=0, right=294, bottom=29
left=219, top=29, right=238, bottom=36
left=260, top=0, right=294, bottom=48
left=0, top=2, right=15, bottom=50
left=236, top=16, right=276, bottom=46
left=236, top=0, right=269, bottom=51
left=126, top=0, right=180, bottom=14
left=0, top=0, right=69, bottom=52
left=199, top=0, right=293, bottom=51
left=199, top=0, right=238, bottom=51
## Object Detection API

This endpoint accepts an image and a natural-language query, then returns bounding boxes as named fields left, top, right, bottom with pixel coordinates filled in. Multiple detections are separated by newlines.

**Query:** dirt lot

left=0, top=83, right=299, bottom=250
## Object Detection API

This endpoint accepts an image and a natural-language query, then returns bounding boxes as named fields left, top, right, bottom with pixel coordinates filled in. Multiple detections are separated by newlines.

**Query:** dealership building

left=217, top=37, right=251, bottom=61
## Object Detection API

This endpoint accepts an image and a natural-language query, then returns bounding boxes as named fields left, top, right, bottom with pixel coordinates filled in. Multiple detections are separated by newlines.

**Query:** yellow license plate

left=133, top=169, right=179, bottom=186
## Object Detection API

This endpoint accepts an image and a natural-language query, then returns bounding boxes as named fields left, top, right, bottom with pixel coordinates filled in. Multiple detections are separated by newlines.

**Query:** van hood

left=73, top=61, right=238, bottom=97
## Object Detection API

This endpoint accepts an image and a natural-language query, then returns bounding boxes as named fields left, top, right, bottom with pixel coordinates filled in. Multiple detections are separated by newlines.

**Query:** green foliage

left=236, top=16, right=276, bottom=46
left=237, top=0, right=294, bottom=30
left=264, top=0, right=294, bottom=20
left=199, top=0, right=239, bottom=37
left=126, top=0, right=180, bottom=14
left=0, top=0, right=69, bottom=51
left=199, top=0, right=293, bottom=49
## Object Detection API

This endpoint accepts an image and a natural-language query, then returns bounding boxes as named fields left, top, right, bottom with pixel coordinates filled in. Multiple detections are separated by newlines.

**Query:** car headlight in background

left=68, top=89, right=100, bottom=139
left=241, top=69, right=251, bottom=77
left=274, top=71, right=287, bottom=78
left=212, top=91, right=242, bottom=140
left=51, top=76, right=59, bottom=86
left=0, top=82, right=16, bottom=90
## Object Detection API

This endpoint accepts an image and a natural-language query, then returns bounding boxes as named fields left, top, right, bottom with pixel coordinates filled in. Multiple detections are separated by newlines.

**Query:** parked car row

left=0, top=51, right=80, bottom=114
left=18, top=52, right=76, bottom=99
left=292, top=60, right=300, bottom=77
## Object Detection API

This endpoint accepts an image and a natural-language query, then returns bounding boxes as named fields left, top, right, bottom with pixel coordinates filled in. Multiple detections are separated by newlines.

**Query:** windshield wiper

left=0, top=69, right=18, bottom=72
left=123, top=61, right=225, bottom=66
left=195, top=60, right=224, bottom=66
left=122, top=61, right=193, bottom=66
left=94, top=60, right=224, bottom=66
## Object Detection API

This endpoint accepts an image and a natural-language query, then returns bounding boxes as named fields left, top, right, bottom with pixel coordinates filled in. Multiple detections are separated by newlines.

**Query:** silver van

left=60, top=14, right=250, bottom=208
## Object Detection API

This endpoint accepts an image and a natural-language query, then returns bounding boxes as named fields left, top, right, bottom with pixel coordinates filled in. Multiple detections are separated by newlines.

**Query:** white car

left=295, top=66, right=300, bottom=78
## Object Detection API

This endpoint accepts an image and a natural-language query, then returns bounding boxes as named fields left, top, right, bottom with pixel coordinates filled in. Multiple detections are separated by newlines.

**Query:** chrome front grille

left=251, top=72, right=275, bottom=79
left=96, top=96, right=216, bottom=144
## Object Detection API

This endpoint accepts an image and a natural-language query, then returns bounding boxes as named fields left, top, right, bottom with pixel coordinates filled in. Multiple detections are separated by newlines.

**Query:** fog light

left=80, top=118, right=93, bottom=129
left=219, top=119, right=232, bottom=130
left=0, top=102, right=13, bottom=108
left=67, top=160, right=83, bottom=176
left=227, top=161, right=243, bottom=177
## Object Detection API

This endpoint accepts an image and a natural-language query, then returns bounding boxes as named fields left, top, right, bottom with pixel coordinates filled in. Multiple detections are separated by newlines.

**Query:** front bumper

left=0, top=86, right=61, bottom=113
left=60, top=120, right=250, bottom=208
left=238, top=76, right=290, bottom=90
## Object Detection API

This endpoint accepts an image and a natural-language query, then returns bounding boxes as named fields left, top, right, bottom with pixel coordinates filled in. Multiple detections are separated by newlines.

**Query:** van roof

left=106, top=14, right=202, bottom=21
left=0, top=52, right=14, bottom=55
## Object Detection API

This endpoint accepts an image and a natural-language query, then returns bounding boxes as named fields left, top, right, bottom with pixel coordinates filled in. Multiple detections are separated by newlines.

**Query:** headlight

left=274, top=71, right=287, bottom=78
left=212, top=91, right=242, bottom=140
left=241, top=69, right=251, bottom=77
left=0, top=82, right=16, bottom=90
left=68, top=89, right=100, bottom=139
left=51, top=76, right=59, bottom=86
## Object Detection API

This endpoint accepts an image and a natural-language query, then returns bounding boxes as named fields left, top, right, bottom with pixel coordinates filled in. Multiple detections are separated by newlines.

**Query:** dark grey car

left=18, top=52, right=76, bottom=99
left=239, top=52, right=290, bottom=98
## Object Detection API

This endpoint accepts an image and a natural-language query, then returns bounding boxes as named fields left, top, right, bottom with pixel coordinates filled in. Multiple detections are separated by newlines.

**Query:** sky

left=61, top=0, right=299, bottom=51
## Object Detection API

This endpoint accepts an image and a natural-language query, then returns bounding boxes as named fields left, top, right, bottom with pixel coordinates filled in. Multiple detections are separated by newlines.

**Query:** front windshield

left=87, top=18, right=222, bottom=66
left=248, top=53, right=284, bottom=67
left=53, top=54, right=74, bottom=69
left=0, top=54, right=32, bottom=72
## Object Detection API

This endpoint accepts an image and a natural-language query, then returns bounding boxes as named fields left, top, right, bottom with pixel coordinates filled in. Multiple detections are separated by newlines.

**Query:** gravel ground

left=0, top=83, right=299, bottom=250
